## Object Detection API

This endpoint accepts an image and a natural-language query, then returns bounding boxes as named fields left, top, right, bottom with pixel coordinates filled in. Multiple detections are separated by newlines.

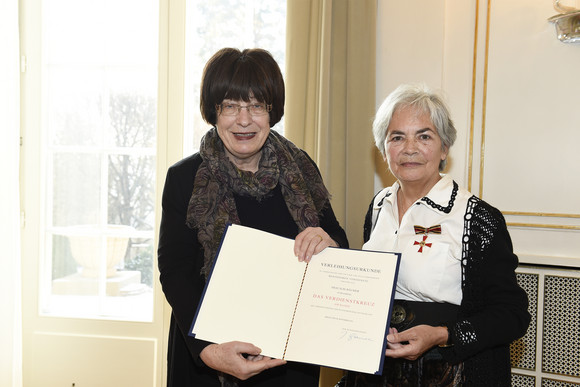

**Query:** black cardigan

left=158, top=153, right=349, bottom=386
left=360, top=193, right=530, bottom=386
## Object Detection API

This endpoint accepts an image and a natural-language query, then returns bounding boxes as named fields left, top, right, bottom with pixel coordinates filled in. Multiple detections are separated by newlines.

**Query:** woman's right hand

left=199, top=341, right=286, bottom=380
left=385, top=325, right=449, bottom=361
left=294, top=226, right=338, bottom=262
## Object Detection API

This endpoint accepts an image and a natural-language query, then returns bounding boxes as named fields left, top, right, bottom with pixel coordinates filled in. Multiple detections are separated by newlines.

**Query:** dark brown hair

left=200, top=48, right=285, bottom=127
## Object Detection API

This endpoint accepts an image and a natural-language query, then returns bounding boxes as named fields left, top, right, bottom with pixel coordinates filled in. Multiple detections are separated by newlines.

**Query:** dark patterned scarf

left=186, top=127, right=330, bottom=278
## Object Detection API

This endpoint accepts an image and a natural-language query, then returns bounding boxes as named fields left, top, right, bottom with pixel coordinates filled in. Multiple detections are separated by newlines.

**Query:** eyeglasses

left=216, top=102, right=272, bottom=117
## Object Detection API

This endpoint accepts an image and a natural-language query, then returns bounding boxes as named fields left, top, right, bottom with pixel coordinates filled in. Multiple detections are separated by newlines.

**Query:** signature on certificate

left=339, top=328, right=374, bottom=342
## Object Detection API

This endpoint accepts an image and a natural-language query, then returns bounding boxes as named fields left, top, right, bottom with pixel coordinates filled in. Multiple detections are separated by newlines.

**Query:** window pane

left=108, top=154, right=156, bottom=229
left=47, top=69, right=104, bottom=147
left=183, top=0, right=287, bottom=156
left=52, top=153, right=101, bottom=226
left=41, top=0, right=158, bottom=322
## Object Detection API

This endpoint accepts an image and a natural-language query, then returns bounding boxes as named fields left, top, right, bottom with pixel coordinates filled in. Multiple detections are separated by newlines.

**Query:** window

left=183, top=0, right=287, bottom=156
left=34, top=0, right=285, bottom=322
left=39, top=0, right=158, bottom=321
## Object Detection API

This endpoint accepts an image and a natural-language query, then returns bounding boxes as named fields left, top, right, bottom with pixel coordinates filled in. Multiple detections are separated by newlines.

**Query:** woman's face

left=384, top=106, right=448, bottom=189
left=216, top=97, right=271, bottom=172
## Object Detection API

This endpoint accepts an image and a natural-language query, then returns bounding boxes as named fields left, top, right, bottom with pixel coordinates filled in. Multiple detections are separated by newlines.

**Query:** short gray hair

left=372, top=83, right=457, bottom=171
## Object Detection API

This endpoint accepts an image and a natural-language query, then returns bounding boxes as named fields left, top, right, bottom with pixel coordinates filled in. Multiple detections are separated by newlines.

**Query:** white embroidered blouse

left=363, top=174, right=472, bottom=305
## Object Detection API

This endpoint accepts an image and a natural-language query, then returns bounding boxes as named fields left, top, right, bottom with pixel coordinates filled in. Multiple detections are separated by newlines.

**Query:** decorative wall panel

left=541, top=378, right=580, bottom=387
left=543, top=275, right=580, bottom=377
left=511, top=272, right=539, bottom=371
left=512, top=373, right=536, bottom=387
left=31, top=333, right=156, bottom=387
left=513, top=266, right=580, bottom=385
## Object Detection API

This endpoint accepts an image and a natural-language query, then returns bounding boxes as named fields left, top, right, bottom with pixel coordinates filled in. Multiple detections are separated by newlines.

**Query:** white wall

left=376, top=0, right=580, bottom=268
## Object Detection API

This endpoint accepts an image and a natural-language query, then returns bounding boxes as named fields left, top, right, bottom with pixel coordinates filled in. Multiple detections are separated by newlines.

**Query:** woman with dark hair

left=158, top=48, right=348, bottom=387
left=338, top=83, right=529, bottom=386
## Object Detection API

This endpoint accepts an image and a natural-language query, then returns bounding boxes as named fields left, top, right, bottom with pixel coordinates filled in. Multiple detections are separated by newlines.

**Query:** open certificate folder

left=190, top=224, right=401, bottom=375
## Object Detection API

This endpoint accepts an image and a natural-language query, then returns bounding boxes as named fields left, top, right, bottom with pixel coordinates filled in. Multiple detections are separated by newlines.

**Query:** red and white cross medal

left=413, top=225, right=441, bottom=253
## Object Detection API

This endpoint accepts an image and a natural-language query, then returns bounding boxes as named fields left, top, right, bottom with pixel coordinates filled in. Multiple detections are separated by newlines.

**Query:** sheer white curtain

left=0, top=0, right=23, bottom=386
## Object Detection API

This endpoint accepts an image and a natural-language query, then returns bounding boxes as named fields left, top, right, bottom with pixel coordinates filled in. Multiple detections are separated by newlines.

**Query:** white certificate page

left=285, top=247, right=400, bottom=374
left=190, top=224, right=400, bottom=374
left=190, top=224, right=306, bottom=359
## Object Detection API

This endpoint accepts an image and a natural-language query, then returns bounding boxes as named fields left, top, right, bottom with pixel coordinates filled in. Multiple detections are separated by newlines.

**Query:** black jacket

left=158, top=153, right=349, bottom=386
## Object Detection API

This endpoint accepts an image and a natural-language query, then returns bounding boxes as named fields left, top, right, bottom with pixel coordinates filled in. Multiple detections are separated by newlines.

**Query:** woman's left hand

left=294, top=226, right=338, bottom=262
left=385, top=325, right=449, bottom=361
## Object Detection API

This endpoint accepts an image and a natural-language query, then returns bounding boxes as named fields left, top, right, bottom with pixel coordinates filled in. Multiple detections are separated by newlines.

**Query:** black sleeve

left=442, top=200, right=531, bottom=362
left=319, top=200, right=349, bottom=249
left=363, top=190, right=383, bottom=243
left=157, top=156, right=211, bottom=363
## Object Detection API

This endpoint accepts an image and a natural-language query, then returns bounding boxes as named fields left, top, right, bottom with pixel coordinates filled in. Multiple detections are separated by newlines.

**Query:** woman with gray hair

left=338, top=83, right=529, bottom=386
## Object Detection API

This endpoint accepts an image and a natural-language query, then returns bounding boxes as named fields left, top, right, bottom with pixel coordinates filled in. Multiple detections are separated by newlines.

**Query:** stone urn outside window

left=65, top=224, right=135, bottom=278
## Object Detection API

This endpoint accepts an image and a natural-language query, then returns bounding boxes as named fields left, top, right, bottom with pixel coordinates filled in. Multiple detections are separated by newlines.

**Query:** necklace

left=419, top=181, right=459, bottom=213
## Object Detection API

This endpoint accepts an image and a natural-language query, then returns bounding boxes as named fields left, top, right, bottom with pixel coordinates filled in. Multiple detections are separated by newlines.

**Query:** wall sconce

left=548, top=0, right=580, bottom=43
